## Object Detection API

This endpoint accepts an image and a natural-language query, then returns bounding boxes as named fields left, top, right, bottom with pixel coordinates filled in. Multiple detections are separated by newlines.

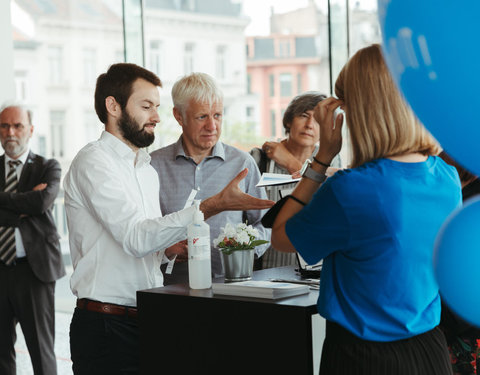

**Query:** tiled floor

left=15, top=266, right=75, bottom=375
left=16, top=311, right=74, bottom=375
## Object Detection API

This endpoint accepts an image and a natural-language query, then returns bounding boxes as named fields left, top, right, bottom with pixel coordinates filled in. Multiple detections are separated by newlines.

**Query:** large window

left=349, top=1, right=381, bottom=55
left=8, top=0, right=124, bottom=271
left=2, top=2, right=383, bottom=372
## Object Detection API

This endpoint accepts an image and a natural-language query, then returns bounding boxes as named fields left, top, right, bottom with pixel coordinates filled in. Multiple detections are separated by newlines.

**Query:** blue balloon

left=434, top=198, right=480, bottom=327
left=378, top=0, right=480, bottom=176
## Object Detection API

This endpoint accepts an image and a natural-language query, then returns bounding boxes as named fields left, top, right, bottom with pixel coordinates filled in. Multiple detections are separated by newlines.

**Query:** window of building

left=269, top=74, right=275, bottom=97
left=279, top=73, right=293, bottom=97
left=247, top=73, right=252, bottom=94
left=50, top=110, right=65, bottom=158
left=184, top=43, right=195, bottom=74
left=270, top=109, right=276, bottom=137
left=216, top=45, right=226, bottom=80
left=278, top=39, right=291, bottom=58
left=246, top=106, right=254, bottom=118
left=14, top=71, right=29, bottom=102
left=47, top=46, right=63, bottom=85
left=297, top=73, right=302, bottom=94
left=148, top=40, right=163, bottom=77
left=83, top=48, right=97, bottom=86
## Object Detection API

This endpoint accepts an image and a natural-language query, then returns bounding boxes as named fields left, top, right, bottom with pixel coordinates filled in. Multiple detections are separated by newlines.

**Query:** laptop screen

left=296, top=253, right=322, bottom=270
left=296, top=253, right=322, bottom=278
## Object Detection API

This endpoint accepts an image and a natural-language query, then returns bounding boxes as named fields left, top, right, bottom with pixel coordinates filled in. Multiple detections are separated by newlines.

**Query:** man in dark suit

left=0, top=104, right=65, bottom=375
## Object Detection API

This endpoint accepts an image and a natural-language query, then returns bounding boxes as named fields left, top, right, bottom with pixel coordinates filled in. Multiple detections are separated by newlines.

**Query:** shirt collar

left=4, top=148, right=30, bottom=167
left=173, top=136, right=225, bottom=162
left=100, top=131, right=151, bottom=167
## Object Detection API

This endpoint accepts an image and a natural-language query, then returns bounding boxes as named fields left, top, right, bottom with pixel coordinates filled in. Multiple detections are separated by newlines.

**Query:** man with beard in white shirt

left=63, top=63, right=274, bottom=375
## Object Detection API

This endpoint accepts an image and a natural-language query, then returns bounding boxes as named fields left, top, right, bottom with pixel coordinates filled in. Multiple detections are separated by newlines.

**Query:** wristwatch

left=301, top=162, right=327, bottom=183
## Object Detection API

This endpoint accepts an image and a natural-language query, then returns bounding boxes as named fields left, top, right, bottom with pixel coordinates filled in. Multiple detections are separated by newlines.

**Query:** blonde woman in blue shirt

left=270, top=44, right=460, bottom=374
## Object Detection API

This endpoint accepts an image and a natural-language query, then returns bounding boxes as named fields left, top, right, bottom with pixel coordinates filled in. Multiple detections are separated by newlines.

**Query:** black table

left=137, top=266, right=323, bottom=374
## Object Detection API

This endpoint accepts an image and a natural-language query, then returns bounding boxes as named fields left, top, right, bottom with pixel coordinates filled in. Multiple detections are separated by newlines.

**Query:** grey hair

left=0, top=102, right=33, bottom=125
left=171, top=72, right=223, bottom=116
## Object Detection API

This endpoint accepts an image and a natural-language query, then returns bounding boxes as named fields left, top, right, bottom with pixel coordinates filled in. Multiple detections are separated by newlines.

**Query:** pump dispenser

left=187, top=200, right=212, bottom=289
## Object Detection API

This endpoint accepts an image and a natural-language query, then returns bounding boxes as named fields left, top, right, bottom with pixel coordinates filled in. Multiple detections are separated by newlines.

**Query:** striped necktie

left=0, top=160, right=22, bottom=265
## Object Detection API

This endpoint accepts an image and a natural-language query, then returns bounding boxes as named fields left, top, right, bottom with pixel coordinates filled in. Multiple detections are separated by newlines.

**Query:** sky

left=239, top=0, right=377, bottom=36
left=240, top=0, right=313, bottom=35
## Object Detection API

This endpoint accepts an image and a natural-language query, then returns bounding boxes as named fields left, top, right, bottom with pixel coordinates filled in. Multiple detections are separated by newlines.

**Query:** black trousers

left=70, top=307, right=139, bottom=375
left=0, top=260, right=56, bottom=375
left=320, top=321, right=453, bottom=375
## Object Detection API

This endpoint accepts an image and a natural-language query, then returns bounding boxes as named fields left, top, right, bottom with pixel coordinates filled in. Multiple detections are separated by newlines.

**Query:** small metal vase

left=220, top=248, right=255, bottom=282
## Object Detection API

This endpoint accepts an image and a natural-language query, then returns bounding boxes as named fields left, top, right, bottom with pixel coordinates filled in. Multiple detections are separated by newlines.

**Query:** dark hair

left=439, top=151, right=477, bottom=184
left=94, top=63, right=162, bottom=124
left=282, top=91, right=327, bottom=134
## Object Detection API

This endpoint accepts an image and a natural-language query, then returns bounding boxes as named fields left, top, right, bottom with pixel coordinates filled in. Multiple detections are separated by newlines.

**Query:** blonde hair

left=335, top=44, right=439, bottom=168
left=171, top=72, right=223, bottom=116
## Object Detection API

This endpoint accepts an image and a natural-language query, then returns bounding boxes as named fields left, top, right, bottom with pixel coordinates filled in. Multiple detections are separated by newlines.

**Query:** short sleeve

left=285, top=178, right=349, bottom=265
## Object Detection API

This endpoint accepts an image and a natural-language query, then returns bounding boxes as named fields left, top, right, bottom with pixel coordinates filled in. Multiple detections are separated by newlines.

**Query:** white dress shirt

left=64, top=131, right=196, bottom=306
left=4, top=149, right=30, bottom=258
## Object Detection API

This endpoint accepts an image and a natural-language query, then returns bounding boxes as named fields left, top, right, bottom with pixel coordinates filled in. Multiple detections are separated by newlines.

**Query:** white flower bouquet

left=213, top=222, right=269, bottom=255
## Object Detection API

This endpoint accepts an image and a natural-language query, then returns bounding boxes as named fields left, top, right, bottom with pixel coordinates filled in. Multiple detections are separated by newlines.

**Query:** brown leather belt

left=76, top=298, right=137, bottom=318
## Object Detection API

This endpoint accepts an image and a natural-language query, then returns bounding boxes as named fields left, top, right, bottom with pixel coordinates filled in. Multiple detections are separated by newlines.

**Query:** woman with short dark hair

left=250, top=91, right=340, bottom=269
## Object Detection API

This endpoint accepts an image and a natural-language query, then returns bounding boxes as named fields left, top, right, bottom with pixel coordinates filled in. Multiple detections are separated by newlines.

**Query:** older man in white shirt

left=64, top=63, right=273, bottom=374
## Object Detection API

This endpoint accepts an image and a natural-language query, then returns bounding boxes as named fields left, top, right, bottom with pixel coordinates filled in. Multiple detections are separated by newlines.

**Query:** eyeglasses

left=0, top=123, right=26, bottom=131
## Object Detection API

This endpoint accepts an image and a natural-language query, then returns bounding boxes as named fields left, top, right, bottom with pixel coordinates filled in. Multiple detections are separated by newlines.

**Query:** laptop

left=296, top=253, right=322, bottom=279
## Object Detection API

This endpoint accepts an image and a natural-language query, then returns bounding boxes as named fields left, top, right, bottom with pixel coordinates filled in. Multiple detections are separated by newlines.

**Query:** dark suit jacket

left=0, top=151, right=65, bottom=283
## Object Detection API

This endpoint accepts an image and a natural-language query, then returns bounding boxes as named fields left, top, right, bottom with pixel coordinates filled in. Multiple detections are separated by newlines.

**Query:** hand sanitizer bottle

left=187, top=200, right=212, bottom=289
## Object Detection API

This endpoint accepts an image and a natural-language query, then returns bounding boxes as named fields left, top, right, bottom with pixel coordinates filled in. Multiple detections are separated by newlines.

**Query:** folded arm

left=0, top=159, right=61, bottom=215
left=0, top=207, right=20, bottom=227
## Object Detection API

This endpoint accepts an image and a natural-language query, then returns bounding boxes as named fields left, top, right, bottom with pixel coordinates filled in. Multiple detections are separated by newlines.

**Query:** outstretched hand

left=200, top=168, right=275, bottom=219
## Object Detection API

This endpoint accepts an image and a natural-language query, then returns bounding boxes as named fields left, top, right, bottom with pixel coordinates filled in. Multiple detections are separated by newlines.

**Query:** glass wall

left=349, top=0, right=382, bottom=55
left=9, top=0, right=125, bottom=261
left=143, top=0, right=332, bottom=151
left=4, top=0, right=382, bottom=257
left=123, top=0, right=145, bottom=65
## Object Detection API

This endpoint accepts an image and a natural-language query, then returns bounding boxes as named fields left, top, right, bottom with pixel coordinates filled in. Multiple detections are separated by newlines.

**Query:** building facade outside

left=10, top=0, right=260, bottom=254
left=246, top=0, right=329, bottom=139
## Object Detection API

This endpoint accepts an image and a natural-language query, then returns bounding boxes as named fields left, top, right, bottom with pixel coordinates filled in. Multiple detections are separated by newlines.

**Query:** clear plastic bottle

left=187, top=200, right=212, bottom=289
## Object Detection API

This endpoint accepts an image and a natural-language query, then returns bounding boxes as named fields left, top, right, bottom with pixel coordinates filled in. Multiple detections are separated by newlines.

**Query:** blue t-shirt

left=286, top=156, right=461, bottom=341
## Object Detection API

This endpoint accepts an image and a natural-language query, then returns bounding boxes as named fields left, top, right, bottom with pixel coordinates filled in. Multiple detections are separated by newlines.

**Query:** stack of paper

left=212, top=280, right=309, bottom=299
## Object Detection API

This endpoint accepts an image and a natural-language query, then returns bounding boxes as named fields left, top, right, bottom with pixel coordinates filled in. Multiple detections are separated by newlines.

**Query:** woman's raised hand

left=262, top=140, right=302, bottom=173
left=313, top=97, right=344, bottom=164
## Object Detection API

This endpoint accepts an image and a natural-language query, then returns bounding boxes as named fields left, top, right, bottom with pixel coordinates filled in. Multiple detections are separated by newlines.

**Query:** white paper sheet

left=256, top=173, right=300, bottom=187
